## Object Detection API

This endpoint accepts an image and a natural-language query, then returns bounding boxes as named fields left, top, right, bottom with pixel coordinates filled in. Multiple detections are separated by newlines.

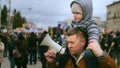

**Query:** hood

left=70, top=0, right=93, bottom=22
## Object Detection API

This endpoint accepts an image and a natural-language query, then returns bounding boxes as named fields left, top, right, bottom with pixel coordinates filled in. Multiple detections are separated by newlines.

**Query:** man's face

left=67, top=34, right=85, bottom=57
left=72, top=12, right=83, bottom=23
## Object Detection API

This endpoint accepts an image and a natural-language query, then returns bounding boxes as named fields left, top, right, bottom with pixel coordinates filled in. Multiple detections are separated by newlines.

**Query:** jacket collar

left=72, top=52, right=84, bottom=65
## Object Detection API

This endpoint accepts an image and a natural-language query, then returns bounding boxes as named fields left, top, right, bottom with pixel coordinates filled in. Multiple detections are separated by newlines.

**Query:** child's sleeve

left=86, top=20, right=101, bottom=42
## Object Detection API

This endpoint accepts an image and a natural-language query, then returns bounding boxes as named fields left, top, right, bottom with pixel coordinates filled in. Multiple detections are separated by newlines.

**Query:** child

left=70, top=0, right=101, bottom=55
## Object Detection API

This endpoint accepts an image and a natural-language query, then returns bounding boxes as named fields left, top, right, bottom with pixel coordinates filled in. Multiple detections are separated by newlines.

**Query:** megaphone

left=40, top=34, right=66, bottom=54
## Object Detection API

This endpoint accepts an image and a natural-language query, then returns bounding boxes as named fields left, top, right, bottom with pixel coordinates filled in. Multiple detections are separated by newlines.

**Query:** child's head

left=70, top=0, right=93, bottom=23
left=71, top=2, right=83, bottom=23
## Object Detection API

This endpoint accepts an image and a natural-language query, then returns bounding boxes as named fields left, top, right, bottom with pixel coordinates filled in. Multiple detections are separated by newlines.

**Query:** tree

left=12, top=9, right=27, bottom=29
left=1, top=5, right=27, bottom=29
left=1, top=5, right=8, bottom=26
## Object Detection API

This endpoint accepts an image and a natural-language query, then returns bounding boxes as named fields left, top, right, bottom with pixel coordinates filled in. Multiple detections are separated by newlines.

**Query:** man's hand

left=44, top=50, right=56, bottom=63
left=87, top=40, right=104, bottom=57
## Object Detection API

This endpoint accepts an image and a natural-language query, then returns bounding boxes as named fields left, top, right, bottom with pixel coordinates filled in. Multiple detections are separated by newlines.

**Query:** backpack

left=13, top=48, right=21, bottom=58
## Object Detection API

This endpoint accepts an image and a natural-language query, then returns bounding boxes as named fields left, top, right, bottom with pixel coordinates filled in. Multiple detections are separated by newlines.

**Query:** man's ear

left=81, top=38, right=86, bottom=47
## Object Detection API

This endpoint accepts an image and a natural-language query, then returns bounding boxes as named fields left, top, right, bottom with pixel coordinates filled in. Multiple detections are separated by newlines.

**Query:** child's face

left=72, top=12, right=83, bottom=23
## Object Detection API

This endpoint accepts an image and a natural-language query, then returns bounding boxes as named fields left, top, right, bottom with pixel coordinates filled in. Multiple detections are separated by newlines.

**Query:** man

left=44, top=27, right=118, bottom=68
left=8, top=34, right=18, bottom=68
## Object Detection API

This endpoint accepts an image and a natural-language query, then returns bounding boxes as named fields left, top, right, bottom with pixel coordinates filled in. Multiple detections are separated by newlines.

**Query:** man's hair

left=67, top=27, right=87, bottom=39
left=67, top=27, right=88, bottom=48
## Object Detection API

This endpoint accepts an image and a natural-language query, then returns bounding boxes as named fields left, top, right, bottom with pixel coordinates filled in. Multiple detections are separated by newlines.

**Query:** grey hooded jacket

left=70, top=0, right=101, bottom=41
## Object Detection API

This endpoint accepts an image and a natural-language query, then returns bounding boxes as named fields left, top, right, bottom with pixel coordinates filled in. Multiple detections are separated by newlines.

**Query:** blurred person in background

left=28, top=32, right=38, bottom=65
left=38, top=31, right=49, bottom=68
left=14, top=32, right=28, bottom=68
left=8, top=34, right=18, bottom=68
left=108, top=31, right=120, bottom=67
left=0, top=38, right=4, bottom=68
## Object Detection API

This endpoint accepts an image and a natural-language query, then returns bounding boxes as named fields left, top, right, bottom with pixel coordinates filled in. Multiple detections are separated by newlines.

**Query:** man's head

left=11, top=34, right=18, bottom=41
left=116, top=31, right=120, bottom=37
left=66, top=27, right=88, bottom=57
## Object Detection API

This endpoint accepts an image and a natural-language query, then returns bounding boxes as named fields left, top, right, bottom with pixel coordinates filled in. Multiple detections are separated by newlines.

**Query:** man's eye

left=70, top=42, right=74, bottom=44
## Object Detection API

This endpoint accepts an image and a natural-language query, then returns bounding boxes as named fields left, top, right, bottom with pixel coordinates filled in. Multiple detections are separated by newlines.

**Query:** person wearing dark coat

left=8, top=34, right=18, bottom=68
left=38, top=31, right=49, bottom=68
left=14, top=34, right=28, bottom=68
left=28, top=32, right=38, bottom=65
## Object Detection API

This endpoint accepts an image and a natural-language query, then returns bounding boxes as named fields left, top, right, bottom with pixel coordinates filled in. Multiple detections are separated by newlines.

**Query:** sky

left=1, top=0, right=115, bottom=28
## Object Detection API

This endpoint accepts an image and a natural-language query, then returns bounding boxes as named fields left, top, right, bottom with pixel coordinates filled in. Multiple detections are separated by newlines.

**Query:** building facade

left=106, top=1, right=120, bottom=32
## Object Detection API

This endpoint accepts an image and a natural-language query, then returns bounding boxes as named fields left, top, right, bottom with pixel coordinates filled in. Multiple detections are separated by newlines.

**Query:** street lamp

left=8, top=0, right=11, bottom=30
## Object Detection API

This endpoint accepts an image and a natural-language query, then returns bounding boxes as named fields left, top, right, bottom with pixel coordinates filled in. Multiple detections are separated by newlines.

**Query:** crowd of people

left=0, top=26, right=70, bottom=68
left=100, top=31, right=120, bottom=67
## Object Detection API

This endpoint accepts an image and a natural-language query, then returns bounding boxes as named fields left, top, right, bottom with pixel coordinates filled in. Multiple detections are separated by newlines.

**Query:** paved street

left=1, top=57, right=42, bottom=68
